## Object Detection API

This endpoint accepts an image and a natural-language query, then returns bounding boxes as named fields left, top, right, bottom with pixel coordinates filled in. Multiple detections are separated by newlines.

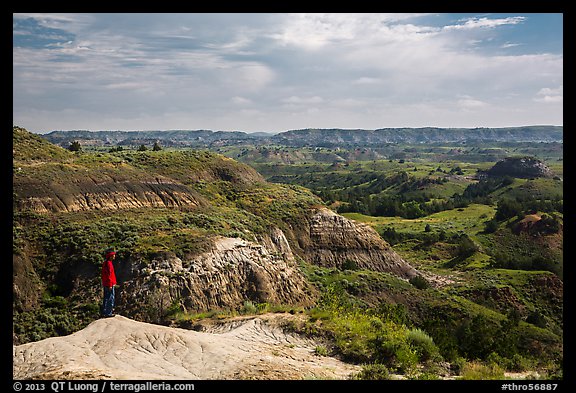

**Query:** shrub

left=314, top=345, right=329, bottom=356
left=68, top=141, right=82, bottom=152
left=459, top=361, right=505, bottom=380
left=241, top=300, right=258, bottom=315
left=456, top=314, right=499, bottom=359
left=369, top=323, right=418, bottom=373
left=407, top=328, right=442, bottom=362
left=376, top=302, right=409, bottom=325
left=351, top=363, right=390, bottom=380
left=341, top=259, right=358, bottom=271
left=495, top=199, right=522, bottom=221
left=483, top=219, right=499, bottom=233
left=455, top=235, right=478, bottom=259
left=409, top=275, right=430, bottom=290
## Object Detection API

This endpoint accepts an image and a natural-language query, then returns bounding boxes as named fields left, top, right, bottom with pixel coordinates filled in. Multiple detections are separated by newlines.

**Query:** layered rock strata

left=119, top=231, right=316, bottom=317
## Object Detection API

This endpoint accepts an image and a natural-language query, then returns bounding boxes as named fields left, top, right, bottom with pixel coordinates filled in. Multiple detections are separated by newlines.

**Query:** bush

left=455, top=235, right=478, bottom=259
left=241, top=300, right=258, bottom=315
left=409, top=275, right=430, bottom=290
left=376, top=303, right=409, bottom=325
left=314, top=345, right=329, bottom=356
left=407, top=328, right=442, bottom=362
left=342, top=259, right=358, bottom=271
left=459, top=361, right=505, bottom=380
left=495, top=199, right=522, bottom=221
left=483, top=219, right=499, bottom=233
left=68, top=141, right=82, bottom=152
left=369, top=324, right=418, bottom=373
left=351, top=363, right=390, bottom=380
left=456, top=314, right=499, bottom=359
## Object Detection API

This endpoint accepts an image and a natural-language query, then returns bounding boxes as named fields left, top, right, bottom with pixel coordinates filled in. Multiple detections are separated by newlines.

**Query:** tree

left=409, top=275, right=430, bottom=290
left=457, top=314, right=498, bottom=359
left=68, top=141, right=82, bottom=152
left=152, top=142, right=162, bottom=151
left=402, top=201, right=425, bottom=219
left=495, top=199, right=522, bottom=221
left=455, top=235, right=478, bottom=260
left=137, top=144, right=148, bottom=152
left=483, top=219, right=499, bottom=234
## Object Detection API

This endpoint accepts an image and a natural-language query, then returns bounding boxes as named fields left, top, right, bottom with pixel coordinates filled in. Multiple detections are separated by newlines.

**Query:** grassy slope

left=13, top=127, right=563, bottom=378
left=13, top=127, right=324, bottom=343
left=343, top=204, right=495, bottom=238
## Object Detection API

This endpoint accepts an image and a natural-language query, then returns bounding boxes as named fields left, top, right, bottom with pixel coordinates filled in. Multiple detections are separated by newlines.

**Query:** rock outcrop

left=115, top=212, right=417, bottom=318
left=13, top=127, right=263, bottom=214
left=13, top=126, right=419, bottom=338
left=118, top=231, right=317, bottom=318
left=16, top=179, right=207, bottom=214
left=300, top=208, right=418, bottom=279
left=486, top=156, right=554, bottom=179
left=13, top=314, right=360, bottom=380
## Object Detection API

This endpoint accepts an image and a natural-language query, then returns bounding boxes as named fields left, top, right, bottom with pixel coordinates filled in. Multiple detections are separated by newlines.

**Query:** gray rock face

left=119, top=231, right=317, bottom=318
left=304, top=208, right=418, bottom=279
left=15, top=176, right=207, bottom=214
left=486, top=156, right=554, bottom=178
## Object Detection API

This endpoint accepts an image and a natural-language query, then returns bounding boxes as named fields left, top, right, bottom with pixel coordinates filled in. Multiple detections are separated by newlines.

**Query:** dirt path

left=13, top=314, right=361, bottom=380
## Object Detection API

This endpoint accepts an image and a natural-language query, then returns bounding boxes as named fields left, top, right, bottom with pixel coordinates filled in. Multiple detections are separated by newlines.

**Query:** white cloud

left=444, top=16, right=526, bottom=31
left=534, top=86, right=563, bottom=103
left=500, top=42, right=522, bottom=49
left=457, top=96, right=489, bottom=110
left=231, top=96, right=253, bottom=105
left=353, top=77, right=381, bottom=85
left=282, top=96, right=324, bottom=104
left=271, top=13, right=435, bottom=50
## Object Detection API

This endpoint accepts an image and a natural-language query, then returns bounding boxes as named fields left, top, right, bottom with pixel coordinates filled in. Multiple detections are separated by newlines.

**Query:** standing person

left=101, top=248, right=117, bottom=317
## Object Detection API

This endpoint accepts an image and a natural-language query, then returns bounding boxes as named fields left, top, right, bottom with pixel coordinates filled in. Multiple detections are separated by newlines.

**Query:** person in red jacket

left=101, top=248, right=117, bottom=317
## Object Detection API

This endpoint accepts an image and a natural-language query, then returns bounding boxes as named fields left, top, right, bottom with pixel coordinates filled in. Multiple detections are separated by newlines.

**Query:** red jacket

left=101, top=258, right=117, bottom=287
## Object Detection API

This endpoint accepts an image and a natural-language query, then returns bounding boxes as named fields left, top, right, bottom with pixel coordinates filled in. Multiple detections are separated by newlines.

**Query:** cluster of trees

left=312, top=277, right=559, bottom=378
left=422, top=312, right=538, bottom=363
left=336, top=194, right=469, bottom=218
left=489, top=253, right=561, bottom=277
left=331, top=174, right=562, bottom=222
left=494, top=198, right=563, bottom=221
left=136, top=142, right=163, bottom=151
left=322, top=171, right=474, bottom=218
left=68, top=141, right=164, bottom=153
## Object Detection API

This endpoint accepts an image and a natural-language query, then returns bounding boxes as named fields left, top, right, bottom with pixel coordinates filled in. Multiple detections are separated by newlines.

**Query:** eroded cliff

left=303, top=208, right=418, bottom=279
left=119, top=231, right=317, bottom=318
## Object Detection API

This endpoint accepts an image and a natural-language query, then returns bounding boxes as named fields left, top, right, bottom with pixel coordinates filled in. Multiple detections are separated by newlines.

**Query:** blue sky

left=13, top=13, right=563, bottom=133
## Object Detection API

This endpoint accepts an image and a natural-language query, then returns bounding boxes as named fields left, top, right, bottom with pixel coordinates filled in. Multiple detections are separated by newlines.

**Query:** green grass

left=343, top=203, right=495, bottom=239
left=13, top=126, right=72, bottom=162
left=490, top=177, right=563, bottom=201
left=458, top=361, right=505, bottom=380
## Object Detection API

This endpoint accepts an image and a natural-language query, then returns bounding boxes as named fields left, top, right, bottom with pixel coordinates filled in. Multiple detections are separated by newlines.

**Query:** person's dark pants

left=102, top=286, right=115, bottom=316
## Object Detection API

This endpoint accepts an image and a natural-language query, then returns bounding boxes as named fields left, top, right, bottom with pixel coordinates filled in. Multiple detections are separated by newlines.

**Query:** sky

left=13, top=13, right=563, bottom=133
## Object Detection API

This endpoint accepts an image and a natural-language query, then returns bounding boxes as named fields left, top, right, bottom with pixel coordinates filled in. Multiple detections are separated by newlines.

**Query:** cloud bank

left=13, top=13, right=563, bottom=132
